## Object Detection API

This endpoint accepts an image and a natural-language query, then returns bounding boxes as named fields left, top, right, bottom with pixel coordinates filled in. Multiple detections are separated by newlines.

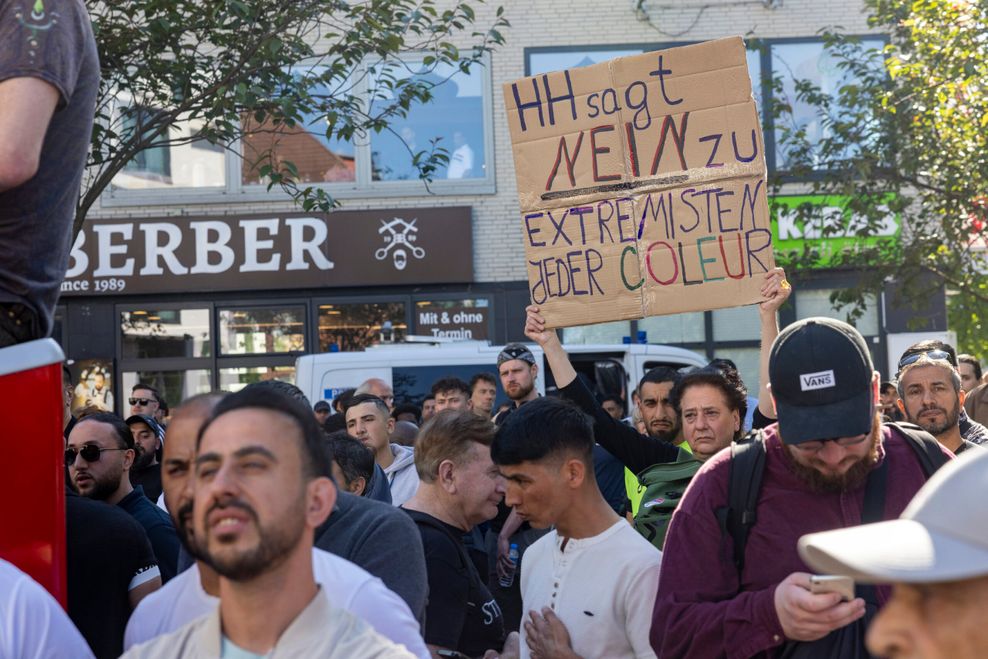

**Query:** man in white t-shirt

left=0, top=558, right=95, bottom=658
left=124, top=392, right=427, bottom=658
left=492, top=397, right=661, bottom=659
left=122, top=387, right=415, bottom=658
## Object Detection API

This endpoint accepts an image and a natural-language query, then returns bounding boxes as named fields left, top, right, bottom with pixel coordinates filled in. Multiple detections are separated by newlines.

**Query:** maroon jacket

left=650, top=424, right=949, bottom=659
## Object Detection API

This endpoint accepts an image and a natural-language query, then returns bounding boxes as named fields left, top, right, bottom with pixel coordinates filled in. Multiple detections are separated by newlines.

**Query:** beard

left=647, top=417, right=681, bottom=444
left=76, top=470, right=122, bottom=502
left=786, top=415, right=882, bottom=494
left=906, top=400, right=959, bottom=437
left=201, top=497, right=306, bottom=581
left=649, top=426, right=680, bottom=444
left=132, top=446, right=156, bottom=471
left=506, top=380, right=534, bottom=402
left=176, top=501, right=205, bottom=561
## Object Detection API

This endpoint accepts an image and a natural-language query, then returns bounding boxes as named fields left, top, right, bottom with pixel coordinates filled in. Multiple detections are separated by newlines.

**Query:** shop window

left=318, top=302, right=407, bottom=352
left=219, top=365, right=296, bottom=392
left=562, top=321, right=631, bottom=345
left=112, top=110, right=226, bottom=190
left=121, top=308, right=211, bottom=359
left=638, top=312, right=705, bottom=344
left=795, top=289, right=879, bottom=336
left=121, top=369, right=212, bottom=410
left=218, top=306, right=306, bottom=355
left=712, top=305, right=761, bottom=342
left=369, top=60, right=487, bottom=182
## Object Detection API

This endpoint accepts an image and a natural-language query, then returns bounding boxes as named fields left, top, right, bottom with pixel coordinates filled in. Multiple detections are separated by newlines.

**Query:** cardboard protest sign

left=504, top=37, right=775, bottom=328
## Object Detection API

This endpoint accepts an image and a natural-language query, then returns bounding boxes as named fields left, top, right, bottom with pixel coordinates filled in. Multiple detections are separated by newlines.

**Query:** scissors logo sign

left=375, top=217, right=426, bottom=270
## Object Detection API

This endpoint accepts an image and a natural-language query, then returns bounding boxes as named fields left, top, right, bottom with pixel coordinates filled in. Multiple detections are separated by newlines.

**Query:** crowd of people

left=4, top=3, right=988, bottom=656
left=0, top=268, right=980, bottom=658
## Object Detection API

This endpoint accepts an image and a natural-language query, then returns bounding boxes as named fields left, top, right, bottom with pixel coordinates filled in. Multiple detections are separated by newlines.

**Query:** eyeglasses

left=129, top=397, right=155, bottom=407
left=897, top=350, right=952, bottom=371
left=64, top=445, right=129, bottom=466
left=791, top=434, right=869, bottom=453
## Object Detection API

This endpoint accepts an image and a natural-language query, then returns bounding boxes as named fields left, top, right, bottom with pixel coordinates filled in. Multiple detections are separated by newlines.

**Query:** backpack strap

left=885, top=421, right=950, bottom=477
left=716, top=429, right=767, bottom=583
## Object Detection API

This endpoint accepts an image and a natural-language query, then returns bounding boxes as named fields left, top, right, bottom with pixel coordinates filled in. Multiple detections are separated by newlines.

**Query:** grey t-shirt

left=314, top=491, right=428, bottom=626
left=0, top=0, right=100, bottom=336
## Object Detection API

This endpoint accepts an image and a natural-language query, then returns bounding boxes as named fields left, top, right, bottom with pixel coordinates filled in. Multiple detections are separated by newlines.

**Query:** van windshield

left=394, top=364, right=507, bottom=408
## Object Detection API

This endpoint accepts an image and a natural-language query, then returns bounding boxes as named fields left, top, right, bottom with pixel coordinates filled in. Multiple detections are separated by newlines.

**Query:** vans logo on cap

left=800, top=370, right=836, bottom=391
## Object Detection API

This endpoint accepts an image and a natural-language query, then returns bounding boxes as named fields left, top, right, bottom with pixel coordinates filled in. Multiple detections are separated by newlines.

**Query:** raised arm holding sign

left=503, top=37, right=775, bottom=329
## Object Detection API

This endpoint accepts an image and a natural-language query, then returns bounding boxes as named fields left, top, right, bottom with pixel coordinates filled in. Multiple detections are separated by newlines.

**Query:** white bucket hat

left=798, top=449, right=988, bottom=584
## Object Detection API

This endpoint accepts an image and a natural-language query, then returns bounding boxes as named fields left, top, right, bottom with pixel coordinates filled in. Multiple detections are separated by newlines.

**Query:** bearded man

left=651, top=318, right=951, bottom=659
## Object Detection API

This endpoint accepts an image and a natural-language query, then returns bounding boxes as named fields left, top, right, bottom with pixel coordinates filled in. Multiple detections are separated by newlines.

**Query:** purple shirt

left=651, top=424, right=948, bottom=659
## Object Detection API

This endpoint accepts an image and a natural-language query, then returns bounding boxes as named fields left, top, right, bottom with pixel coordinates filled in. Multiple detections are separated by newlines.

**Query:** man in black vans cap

left=651, top=317, right=951, bottom=659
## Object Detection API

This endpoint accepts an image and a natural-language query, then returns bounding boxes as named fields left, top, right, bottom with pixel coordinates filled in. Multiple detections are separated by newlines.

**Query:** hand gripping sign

left=504, top=37, right=776, bottom=328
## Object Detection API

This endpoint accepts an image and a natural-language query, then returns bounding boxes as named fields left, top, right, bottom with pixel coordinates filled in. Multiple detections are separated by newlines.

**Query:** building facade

left=58, top=0, right=944, bottom=411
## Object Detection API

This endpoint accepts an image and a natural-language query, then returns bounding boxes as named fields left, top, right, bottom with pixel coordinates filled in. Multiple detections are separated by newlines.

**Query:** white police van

left=295, top=337, right=706, bottom=412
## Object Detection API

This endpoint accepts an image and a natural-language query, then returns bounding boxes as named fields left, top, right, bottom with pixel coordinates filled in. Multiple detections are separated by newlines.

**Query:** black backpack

left=716, top=421, right=949, bottom=577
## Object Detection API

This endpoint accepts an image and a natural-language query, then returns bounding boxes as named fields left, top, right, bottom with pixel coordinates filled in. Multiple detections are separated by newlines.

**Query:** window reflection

left=562, top=321, right=631, bottom=345
left=121, top=309, right=211, bottom=359
left=795, top=289, right=879, bottom=335
left=528, top=48, right=644, bottom=75
left=121, top=369, right=212, bottom=410
left=638, top=312, right=705, bottom=344
left=113, top=109, right=226, bottom=189
left=772, top=40, right=884, bottom=170
left=318, top=302, right=406, bottom=352
left=240, top=78, right=356, bottom=185
left=369, top=62, right=486, bottom=182
left=712, top=305, right=761, bottom=342
left=219, top=366, right=296, bottom=393
left=218, top=307, right=305, bottom=355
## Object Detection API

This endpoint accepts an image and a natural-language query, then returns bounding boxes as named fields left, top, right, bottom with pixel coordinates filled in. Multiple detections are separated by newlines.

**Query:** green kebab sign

left=771, top=195, right=900, bottom=266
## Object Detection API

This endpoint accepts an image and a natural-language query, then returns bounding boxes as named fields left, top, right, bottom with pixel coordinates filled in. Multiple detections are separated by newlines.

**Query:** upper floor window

left=769, top=38, right=885, bottom=172
left=104, top=55, right=494, bottom=207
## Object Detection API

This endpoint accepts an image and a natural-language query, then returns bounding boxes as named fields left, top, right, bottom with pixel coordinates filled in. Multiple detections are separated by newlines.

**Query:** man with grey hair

left=896, top=353, right=983, bottom=455
left=799, top=449, right=988, bottom=658
left=357, top=378, right=395, bottom=412
left=896, top=341, right=988, bottom=445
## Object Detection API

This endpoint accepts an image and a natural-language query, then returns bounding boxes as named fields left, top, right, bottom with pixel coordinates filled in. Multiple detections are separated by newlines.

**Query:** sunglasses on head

left=129, top=397, right=155, bottom=406
left=897, top=349, right=952, bottom=371
left=64, top=444, right=129, bottom=466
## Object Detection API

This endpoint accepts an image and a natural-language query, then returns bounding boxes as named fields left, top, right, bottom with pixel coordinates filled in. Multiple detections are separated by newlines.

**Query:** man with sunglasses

left=897, top=341, right=988, bottom=446
left=651, top=317, right=951, bottom=659
left=131, top=384, right=167, bottom=426
left=67, top=412, right=181, bottom=582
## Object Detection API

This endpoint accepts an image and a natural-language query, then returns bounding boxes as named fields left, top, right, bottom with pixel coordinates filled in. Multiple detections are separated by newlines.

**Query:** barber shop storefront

left=53, top=206, right=531, bottom=415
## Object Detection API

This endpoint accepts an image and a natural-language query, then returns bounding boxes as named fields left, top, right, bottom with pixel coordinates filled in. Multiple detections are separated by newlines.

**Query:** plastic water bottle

left=499, top=543, right=520, bottom=588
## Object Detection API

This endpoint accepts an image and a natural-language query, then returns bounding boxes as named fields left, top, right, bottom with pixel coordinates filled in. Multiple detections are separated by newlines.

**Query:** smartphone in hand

left=809, top=575, right=855, bottom=602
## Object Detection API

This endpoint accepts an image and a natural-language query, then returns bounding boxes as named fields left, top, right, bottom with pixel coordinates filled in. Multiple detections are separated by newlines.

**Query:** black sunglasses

left=64, top=445, right=128, bottom=466
left=129, top=397, right=155, bottom=406
left=897, top=349, right=952, bottom=371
